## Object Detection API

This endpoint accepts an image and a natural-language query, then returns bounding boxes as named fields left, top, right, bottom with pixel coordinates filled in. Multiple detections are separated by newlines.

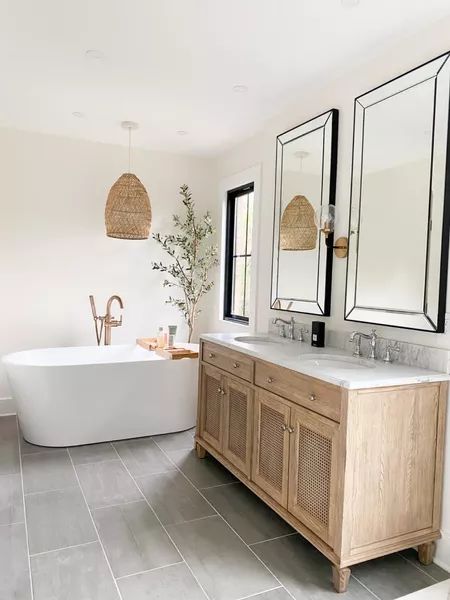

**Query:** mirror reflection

left=272, top=110, right=338, bottom=315
left=346, top=52, right=450, bottom=331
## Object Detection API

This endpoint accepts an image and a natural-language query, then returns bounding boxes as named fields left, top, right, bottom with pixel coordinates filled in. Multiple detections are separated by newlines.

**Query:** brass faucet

left=89, top=295, right=124, bottom=345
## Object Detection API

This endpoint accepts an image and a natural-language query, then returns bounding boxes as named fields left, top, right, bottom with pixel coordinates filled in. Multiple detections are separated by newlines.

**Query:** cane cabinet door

left=288, top=404, right=339, bottom=544
left=223, top=376, right=253, bottom=477
left=199, top=364, right=225, bottom=451
left=252, top=389, right=291, bottom=507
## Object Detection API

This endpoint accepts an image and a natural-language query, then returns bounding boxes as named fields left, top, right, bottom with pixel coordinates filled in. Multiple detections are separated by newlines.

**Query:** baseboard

left=435, top=530, right=450, bottom=572
left=0, top=396, right=15, bottom=416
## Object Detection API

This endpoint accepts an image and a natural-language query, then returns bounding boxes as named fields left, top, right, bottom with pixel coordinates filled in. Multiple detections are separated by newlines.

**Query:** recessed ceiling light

left=176, top=130, right=188, bottom=136
left=72, top=111, right=85, bottom=118
left=341, top=0, right=360, bottom=6
left=233, top=85, right=248, bottom=93
left=85, top=49, right=104, bottom=61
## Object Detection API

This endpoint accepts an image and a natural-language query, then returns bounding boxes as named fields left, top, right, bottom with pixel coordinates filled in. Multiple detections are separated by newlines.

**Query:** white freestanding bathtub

left=2, top=344, right=198, bottom=447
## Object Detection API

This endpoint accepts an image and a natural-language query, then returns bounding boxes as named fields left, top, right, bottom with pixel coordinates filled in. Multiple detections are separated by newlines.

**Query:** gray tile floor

left=0, top=414, right=448, bottom=600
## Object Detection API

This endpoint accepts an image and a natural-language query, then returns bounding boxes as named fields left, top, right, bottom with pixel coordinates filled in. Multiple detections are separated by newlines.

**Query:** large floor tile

left=0, top=473, right=24, bottom=525
left=31, top=541, right=119, bottom=600
left=25, top=487, right=97, bottom=554
left=22, top=449, right=77, bottom=493
left=167, top=448, right=236, bottom=489
left=352, top=552, right=441, bottom=600
left=137, top=470, right=215, bottom=525
left=118, top=562, right=206, bottom=600
left=251, top=589, right=293, bottom=599
left=76, top=459, right=142, bottom=508
left=152, top=428, right=196, bottom=452
left=253, top=534, right=375, bottom=599
left=167, top=515, right=277, bottom=600
left=93, top=500, right=181, bottom=578
left=400, top=548, right=450, bottom=583
left=203, top=482, right=293, bottom=544
left=0, top=523, right=32, bottom=600
left=114, top=437, right=176, bottom=477
left=0, top=415, right=20, bottom=475
left=69, top=442, right=117, bottom=465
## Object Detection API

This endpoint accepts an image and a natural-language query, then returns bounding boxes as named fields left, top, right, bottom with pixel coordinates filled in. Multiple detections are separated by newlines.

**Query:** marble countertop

left=200, top=332, right=450, bottom=389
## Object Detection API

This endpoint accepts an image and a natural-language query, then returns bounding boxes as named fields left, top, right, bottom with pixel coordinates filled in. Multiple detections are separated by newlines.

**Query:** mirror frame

left=345, top=52, right=450, bottom=332
left=271, top=109, right=339, bottom=316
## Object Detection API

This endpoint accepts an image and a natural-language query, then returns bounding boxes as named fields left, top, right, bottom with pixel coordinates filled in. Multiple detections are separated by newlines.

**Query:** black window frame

left=223, top=182, right=254, bottom=324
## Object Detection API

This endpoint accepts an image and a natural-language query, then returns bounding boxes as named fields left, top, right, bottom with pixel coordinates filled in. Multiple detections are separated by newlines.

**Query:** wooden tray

left=136, top=337, right=158, bottom=351
left=155, top=347, right=199, bottom=360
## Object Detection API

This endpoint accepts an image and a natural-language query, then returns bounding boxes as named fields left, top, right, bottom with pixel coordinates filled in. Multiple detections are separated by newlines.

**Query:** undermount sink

left=234, top=335, right=279, bottom=344
left=298, top=353, right=376, bottom=370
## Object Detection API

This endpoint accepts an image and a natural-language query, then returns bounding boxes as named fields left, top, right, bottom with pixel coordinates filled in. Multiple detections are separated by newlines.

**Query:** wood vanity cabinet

left=195, top=340, right=447, bottom=593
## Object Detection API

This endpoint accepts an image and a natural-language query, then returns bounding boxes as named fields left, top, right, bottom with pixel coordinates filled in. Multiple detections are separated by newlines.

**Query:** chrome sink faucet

left=272, top=317, right=308, bottom=341
left=89, top=295, right=124, bottom=346
left=349, top=328, right=377, bottom=359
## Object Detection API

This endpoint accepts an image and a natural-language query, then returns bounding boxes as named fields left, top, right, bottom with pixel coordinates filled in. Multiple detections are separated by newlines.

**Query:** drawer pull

left=233, top=362, right=240, bottom=369
left=309, top=393, right=316, bottom=402
left=267, top=377, right=274, bottom=383
left=281, top=424, right=287, bottom=431
left=209, top=352, right=215, bottom=358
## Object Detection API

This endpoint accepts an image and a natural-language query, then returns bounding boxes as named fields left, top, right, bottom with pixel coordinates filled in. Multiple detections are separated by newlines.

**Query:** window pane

left=246, top=192, right=254, bottom=255
left=231, top=256, right=246, bottom=317
left=244, top=256, right=251, bottom=318
left=234, top=193, right=249, bottom=256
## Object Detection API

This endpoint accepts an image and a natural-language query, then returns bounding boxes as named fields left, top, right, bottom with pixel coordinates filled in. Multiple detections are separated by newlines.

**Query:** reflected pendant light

left=280, top=195, right=317, bottom=251
left=105, top=121, right=152, bottom=239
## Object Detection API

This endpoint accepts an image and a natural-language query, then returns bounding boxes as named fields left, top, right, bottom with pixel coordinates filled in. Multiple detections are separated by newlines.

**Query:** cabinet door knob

left=217, top=387, right=222, bottom=393
left=281, top=424, right=287, bottom=431
left=309, top=393, right=316, bottom=402
left=288, top=426, right=294, bottom=433
left=221, top=389, right=226, bottom=395
left=233, top=362, right=240, bottom=369
left=209, top=352, right=215, bottom=358
left=267, top=377, right=274, bottom=383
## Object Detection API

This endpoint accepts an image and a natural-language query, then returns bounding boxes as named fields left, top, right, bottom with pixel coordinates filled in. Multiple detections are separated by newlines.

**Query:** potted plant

left=152, top=184, right=218, bottom=343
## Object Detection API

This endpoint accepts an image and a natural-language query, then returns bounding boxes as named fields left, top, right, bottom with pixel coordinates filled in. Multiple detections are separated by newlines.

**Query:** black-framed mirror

left=345, top=52, right=450, bottom=332
left=271, top=109, right=338, bottom=315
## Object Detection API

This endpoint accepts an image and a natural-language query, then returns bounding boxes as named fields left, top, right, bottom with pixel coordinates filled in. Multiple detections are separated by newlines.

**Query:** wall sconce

left=316, top=204, right=348, bottom=258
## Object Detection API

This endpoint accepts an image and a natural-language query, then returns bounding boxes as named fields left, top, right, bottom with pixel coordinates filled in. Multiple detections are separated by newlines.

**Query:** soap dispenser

left=311, top=321, right=325, bottom=348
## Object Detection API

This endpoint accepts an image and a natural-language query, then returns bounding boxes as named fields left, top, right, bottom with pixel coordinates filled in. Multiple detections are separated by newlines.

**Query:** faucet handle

left=296, top=327, right=309, bottom=342
left=383, top=341, right=400, bottom=363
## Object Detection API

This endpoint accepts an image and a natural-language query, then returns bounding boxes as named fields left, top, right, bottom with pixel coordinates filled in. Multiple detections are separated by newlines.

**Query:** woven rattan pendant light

left=280, top=195, right=317, bottom=250
left=105, top=121, right=152, bottom=239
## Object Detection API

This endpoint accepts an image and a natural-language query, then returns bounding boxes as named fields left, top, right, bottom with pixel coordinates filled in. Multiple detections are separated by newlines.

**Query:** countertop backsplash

left=268, top=320, right=450, bottom=374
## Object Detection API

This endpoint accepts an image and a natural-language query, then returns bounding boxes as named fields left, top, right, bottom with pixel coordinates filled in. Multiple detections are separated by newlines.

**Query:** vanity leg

left=332, top=566, right=351, bottom=593
left=418, top=542, right=436, bottom=566
left=196, top=442, right=207, bottom=459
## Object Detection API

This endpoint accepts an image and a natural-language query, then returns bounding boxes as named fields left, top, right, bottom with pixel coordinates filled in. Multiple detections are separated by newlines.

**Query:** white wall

left=0, top=128, right=217, bottom=403
left=209, top=17, right=450, bottom=569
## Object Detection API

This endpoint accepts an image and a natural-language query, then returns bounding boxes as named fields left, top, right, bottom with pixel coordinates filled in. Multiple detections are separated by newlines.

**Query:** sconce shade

left=105, top=173, right=152, bottom=240
left=280, top=195, right=317, bottom=250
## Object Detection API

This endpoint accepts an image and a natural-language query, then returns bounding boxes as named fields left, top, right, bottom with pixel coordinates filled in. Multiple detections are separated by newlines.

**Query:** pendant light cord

left=128, top=127, right=131, bottom=172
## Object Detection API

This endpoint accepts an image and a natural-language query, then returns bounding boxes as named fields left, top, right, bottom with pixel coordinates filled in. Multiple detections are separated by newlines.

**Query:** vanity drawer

left=202, top=342, right=254, bottom=382
left=255, top=361, right=341, bottom=422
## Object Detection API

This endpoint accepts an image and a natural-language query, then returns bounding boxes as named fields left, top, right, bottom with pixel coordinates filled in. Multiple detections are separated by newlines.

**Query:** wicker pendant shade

left=280, top=195, right=317, bottom=251
left=105, top=173, right=152, bottom=239
left=105, top=121, right=152, bottom=240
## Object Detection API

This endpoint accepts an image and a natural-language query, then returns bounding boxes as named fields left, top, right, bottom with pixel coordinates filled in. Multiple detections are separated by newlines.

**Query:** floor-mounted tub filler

left=3, top=343, right=198, bottom=447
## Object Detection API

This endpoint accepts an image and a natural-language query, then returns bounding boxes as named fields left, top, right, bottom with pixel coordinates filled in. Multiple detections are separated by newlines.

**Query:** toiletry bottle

left=157, top=327, right=164, bottom=349
left=311, top=321, right=325, bottom=347
left=168, top=325, right=177, bottom=349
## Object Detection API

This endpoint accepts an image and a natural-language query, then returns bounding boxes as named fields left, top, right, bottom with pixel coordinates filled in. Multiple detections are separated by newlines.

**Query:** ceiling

left=0, top=0, right=449, bottom=156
